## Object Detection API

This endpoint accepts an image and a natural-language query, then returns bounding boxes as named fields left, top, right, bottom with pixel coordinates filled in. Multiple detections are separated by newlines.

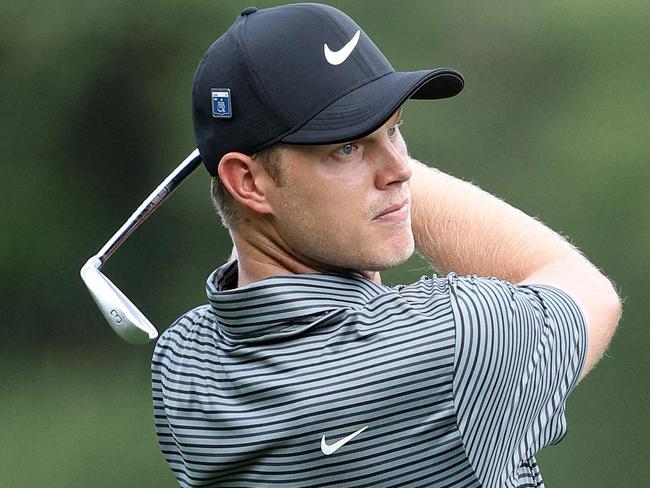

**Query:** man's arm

left=409, top=159, right=621, bottom=378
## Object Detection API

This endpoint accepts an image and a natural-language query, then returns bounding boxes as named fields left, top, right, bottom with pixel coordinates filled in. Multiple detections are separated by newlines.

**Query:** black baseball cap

left=192, top=3, right=464, bottom=176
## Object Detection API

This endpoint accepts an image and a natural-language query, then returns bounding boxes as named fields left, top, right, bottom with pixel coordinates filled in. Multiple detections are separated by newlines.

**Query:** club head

left=80, top=257, right=158, bottom=345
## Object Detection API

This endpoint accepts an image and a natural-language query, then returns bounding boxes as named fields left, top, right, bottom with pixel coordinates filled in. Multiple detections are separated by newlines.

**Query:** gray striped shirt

left=152, top=260, right=586, bottom=487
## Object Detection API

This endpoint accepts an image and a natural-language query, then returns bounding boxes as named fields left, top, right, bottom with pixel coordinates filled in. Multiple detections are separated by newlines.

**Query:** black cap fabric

left=192, top=3, right=464, bottom=175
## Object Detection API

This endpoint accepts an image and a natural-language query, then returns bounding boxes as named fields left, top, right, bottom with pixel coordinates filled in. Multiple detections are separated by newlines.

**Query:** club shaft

left=96, top=149, right=202, bottom=267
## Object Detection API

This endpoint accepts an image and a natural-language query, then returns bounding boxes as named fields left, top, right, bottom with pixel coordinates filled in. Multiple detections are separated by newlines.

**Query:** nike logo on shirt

left=320, top=425, right=368, bottom=455
left=323, top=30, right=361, bottom=65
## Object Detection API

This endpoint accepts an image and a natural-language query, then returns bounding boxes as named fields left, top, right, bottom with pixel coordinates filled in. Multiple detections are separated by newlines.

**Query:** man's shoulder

left=396, top=273, right=583, bottom=326
left=154, top=304, right=217, bottom=352
left=394, top=273, right=460, bottom=309
left=397, top=272, right=503, bottom=294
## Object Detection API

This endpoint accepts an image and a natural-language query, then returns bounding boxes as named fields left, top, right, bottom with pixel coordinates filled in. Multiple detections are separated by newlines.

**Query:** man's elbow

left=596, top=272, right=622, bottom=340
left=581, top=271, right=622, bottom=377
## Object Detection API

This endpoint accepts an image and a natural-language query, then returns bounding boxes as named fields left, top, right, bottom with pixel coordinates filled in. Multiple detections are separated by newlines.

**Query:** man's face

left=266, top=110, right=414, bottom=275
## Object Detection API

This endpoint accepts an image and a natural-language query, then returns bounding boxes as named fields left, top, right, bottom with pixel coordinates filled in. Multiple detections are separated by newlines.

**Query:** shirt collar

left=206, top=260, right=390, bottom=341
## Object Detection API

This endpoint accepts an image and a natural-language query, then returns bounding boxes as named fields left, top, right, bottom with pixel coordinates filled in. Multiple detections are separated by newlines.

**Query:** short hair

left=210, top=145, right=286, bottom=229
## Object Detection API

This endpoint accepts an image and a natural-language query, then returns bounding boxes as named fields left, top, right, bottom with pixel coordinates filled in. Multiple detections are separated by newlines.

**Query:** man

left=152, top=4, right=620, bottom=487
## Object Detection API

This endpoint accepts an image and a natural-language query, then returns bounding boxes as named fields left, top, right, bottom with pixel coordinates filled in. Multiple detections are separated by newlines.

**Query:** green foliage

left=1, top=1, right=647, bottom=486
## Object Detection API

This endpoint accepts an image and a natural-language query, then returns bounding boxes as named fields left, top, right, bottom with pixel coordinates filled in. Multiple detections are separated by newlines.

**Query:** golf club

left=80, top=149, right=202, bottom=344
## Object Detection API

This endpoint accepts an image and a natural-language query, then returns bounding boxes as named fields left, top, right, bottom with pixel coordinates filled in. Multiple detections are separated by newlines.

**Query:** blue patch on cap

left=211, top=88, right=232, bottom=118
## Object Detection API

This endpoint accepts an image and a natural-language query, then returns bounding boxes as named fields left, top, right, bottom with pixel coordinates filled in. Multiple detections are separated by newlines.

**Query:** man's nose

left=375, top=143, right=412, bottom=190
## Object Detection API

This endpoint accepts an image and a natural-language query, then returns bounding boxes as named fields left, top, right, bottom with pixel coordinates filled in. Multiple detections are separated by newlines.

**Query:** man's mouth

left=373, top=200, right=410, bottom=222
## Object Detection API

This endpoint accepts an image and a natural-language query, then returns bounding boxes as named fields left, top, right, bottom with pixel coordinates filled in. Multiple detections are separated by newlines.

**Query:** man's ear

left=217, top=152, right=275, bottom=215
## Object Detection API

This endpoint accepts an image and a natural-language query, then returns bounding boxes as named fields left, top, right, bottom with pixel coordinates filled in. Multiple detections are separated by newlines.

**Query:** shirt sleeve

left=448, top=275, right=587, bottom=487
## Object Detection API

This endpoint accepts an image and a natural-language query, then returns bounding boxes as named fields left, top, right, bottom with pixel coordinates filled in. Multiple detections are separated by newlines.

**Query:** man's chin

left=364, top=243, right=415, bottom=273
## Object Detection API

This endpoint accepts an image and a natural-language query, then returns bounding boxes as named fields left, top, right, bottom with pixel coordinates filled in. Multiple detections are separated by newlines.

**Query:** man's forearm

left=409, top=159, right=587, bottom=282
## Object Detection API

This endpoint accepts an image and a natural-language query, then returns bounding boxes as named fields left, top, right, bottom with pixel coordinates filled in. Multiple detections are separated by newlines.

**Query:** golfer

left=152, top=4, right=621, bottom=487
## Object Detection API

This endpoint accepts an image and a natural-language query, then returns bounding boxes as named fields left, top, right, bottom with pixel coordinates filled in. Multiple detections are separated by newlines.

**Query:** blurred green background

left=1, top=0, right=647, bottom=486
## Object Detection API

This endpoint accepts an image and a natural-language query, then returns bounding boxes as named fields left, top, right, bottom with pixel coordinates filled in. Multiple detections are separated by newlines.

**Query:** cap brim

left=281, top=68, right=463, bottom=145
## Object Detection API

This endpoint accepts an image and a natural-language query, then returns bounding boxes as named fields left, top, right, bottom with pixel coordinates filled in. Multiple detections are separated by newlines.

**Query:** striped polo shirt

left=152, top=260, right=586, bottom=487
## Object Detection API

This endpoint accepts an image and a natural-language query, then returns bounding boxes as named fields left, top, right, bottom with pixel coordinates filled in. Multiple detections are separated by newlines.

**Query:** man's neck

left=231, top=233, right=318, bottom=287
left=230, top=232, right=379, bottom=287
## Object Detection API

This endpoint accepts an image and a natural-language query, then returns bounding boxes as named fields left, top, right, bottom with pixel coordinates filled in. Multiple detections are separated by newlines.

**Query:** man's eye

left=387, top=120, right=403, bottom=138
left=336, top=144, right=355, bottom=156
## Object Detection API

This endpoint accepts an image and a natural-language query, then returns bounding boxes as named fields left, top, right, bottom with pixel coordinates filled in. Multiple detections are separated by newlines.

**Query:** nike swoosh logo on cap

left=320, top=425, right=368, bottom=455
left=323, top=30, right=361, bottom=66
